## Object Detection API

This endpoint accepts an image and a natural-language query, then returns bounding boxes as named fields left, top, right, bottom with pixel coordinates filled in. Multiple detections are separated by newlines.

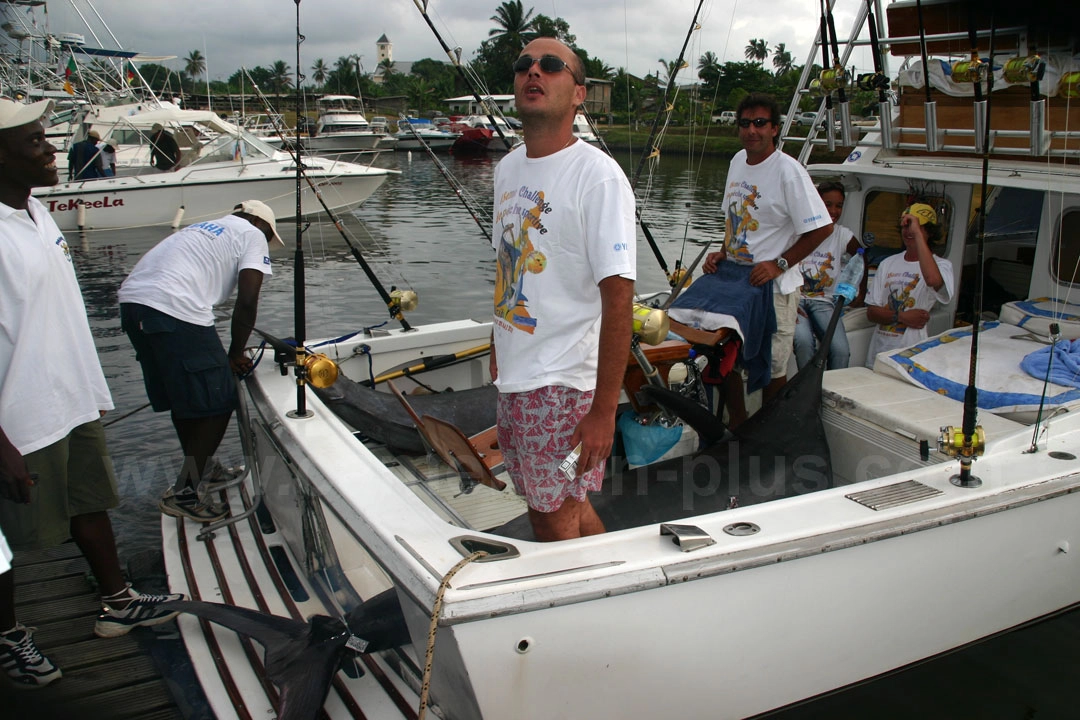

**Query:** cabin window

left=861, top=190, right=951, bottom=269
left=1051, top=208, right=1080, bottom=286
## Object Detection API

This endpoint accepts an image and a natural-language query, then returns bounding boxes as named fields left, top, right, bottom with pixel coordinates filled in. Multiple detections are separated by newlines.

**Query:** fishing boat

left=304, top=95, right=388, bottom=152
left=449, top=114, right=521, bottom=153
left=33, top=106, right=394, bottom=231
left=393, top=117, right=460, bottom=151
left=571, top=113, right=602, bottom=145
left=162, top=2, right=1080, bottom=718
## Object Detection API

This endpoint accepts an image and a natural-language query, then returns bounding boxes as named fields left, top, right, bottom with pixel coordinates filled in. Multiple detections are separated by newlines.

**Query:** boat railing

left=784, top=0, right=1080, bottom=165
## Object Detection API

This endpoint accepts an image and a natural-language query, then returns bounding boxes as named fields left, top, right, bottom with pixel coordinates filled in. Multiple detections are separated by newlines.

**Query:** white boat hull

left=304, top=133, right=383, bottom=152
left=33, top=166, right=390, bottom=231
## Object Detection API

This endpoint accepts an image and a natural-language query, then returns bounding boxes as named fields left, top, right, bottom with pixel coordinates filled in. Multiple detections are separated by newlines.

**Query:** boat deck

left=7, top=543, right=182, bottom=718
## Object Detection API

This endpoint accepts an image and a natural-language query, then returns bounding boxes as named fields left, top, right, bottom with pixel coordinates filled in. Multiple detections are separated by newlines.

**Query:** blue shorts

left=120, top=303, right=237, bottom=419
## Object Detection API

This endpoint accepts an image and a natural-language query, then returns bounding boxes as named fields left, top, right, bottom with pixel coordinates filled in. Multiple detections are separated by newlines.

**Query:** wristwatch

left=774, top=256, right=789, bottom=272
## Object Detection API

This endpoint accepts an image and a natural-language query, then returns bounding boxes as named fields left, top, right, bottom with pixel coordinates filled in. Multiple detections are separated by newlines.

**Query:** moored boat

left=304, top=95, right=388, bottom=152
left=164, top=2, right=1080, bottom=718
left=393, top=117, right=460, bottom=151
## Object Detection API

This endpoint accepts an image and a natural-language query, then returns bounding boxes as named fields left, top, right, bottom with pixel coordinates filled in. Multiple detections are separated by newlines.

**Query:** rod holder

left=825, top=107, right=836, bottom=153
left=878, top=101, right=895, bottom=150
left=1030, top=99, right=1050, bottom=156
left=839, top=102, right=853, bottom=146
left=972, top=100, right=988, bottom=154
left=924, top=101, right=941, bottom=152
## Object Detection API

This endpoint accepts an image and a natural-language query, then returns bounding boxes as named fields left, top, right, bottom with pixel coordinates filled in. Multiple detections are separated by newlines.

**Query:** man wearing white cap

left=67, top=127, right=104, bottom=181
left=0, top=97, right=185, bottom=689
left=118, top=200, right=284, bottom=521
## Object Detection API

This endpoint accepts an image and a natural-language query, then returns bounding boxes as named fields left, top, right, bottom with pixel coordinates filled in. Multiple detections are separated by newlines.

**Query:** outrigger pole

left=628, top=0, right=707, bottom=287
left=411, top=0, right=515, bottom=151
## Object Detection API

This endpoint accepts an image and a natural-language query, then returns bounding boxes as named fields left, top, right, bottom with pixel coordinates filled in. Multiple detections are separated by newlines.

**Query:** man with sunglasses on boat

left=490, top=38, right=636, bottom=541
left=699, top=93, right=833, bottom=425
left=118, top=200, right=285, bottom=523
left=0, top=98, right=185, bottom=690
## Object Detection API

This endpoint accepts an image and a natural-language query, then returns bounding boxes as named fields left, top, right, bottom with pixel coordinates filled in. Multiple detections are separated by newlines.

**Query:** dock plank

left=11, top=555, right=89, bottom=585
left=14, top=573, right=98, bottom=604
left=12, top=542, right=84, bottom=565
left=17, top=592, right=102, bottom=626
left=47, top=635, right=143, bottom=671
left=52, top=653, right=165, bottom=699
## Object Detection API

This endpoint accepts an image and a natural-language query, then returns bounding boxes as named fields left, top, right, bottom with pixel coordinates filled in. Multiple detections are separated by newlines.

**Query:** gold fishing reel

left=388, top=288, right=419, bottom=317
left=632, top=304, right=670, bottom=346
left=937, top=425, right=985, bottom=459
left=293, top=347, right=339, bottom=389
left=1003, top=55, right=1043, bottom=85
left=816, top=66, right=849, bottom=95
left=668, top=266, right=690, bottom=290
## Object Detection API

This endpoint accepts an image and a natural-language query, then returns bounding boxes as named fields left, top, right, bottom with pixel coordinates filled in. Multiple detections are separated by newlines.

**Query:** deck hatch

left=846, top=480, right=943, bottom=510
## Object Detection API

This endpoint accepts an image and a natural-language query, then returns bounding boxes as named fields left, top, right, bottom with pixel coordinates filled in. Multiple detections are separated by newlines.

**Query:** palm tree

left=311, top=58, right=328, bottom=88
left=332, top=55, right=356, bottom=94
left=184, top=49, right=206, bottom=83
left=698, top=51, right=720, bottom=77
left=772, top=43, right=793, bottom=75
left=489, top=0, right=537, bottom=45
left=269, top=60, right=292, bottom=103
left=744, top=38, right=769, bottom=64
left=378, top=58, right=396, bottom=78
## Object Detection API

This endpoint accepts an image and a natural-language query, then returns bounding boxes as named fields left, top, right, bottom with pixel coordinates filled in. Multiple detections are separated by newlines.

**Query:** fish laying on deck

left=161, top=589, right=409, bottom=720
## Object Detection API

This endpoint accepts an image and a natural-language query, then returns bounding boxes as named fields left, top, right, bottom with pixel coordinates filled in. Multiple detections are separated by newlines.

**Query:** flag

left=63, top=54, right=76, bottom=95
left=125, top=62, right=135, bottom=85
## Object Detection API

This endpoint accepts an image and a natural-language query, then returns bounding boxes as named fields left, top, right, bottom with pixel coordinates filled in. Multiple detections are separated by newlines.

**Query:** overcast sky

left=36, top=0, right=876, bottom=84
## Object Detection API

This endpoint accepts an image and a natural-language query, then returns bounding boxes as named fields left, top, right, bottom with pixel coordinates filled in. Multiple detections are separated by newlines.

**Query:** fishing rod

left=823, top=0, right=853, bottom=146
left=817, top=0, right=837, bottom=152
left=292, top=0, right=310, bottom=416
left=397, top=113, right=493, bottom=240
left=941, top=15, right=995, bottom=488
left=914, top=0, right=940, bottom=151
left=242, top=68, right=415, bottom=334
left=628, top=0, right=708, bottom=288
left=410, top=0, right=515, bottom=151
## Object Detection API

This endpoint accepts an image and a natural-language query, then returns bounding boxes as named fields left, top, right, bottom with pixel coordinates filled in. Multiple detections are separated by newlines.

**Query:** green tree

left=489, top=0, right=537, bottom=46
left=269, top=60, right=293, bottom=103
left=583, top=55, right=614, bottom=81
left=311, top=58, right=328, bottom=88
left=698, top=51, right=722, bottom=95
left=772, top=43, right=793, bottom=76
left=411, top=58, right=459, bottom=99
left=744, top=38, right=769, bottom=64
left=531, top=14, right=574, bottom=44
left=184, top=50, right=206, bottom=83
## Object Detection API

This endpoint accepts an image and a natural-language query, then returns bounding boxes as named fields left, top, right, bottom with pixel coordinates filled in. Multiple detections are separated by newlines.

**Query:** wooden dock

left=4, top=542, right=184, bottom=719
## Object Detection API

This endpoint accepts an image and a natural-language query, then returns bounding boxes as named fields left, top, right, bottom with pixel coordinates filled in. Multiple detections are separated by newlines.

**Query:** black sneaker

left=159, top=487, right=228, bottom=523
left=94, top=584, right=187, bottom=638
left=0, top=624, right=62, bottom=688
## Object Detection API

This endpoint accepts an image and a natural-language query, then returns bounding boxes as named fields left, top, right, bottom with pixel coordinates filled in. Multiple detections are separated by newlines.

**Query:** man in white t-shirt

left=118, top=200, right=284, bottom=522
left=490, top=37, right=636, bottom=541
left=700, top=93, right=833, bottom=424
left=0, top=98, right=183, bottom=689
left=865, top=203, right=954, bottom=367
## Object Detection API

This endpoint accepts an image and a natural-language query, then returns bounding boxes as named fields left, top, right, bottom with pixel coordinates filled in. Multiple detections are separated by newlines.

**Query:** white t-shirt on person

left=865, top=252, right=954, bottom=365
left=118, top=214, right=272, bottom=327
left=722, top=149, right=832, bottom=295
left=0, top=197, right=114, bottom=455
left=492, top=140, right=636, bottom=394
left=799, top=224, right=857, bottom=301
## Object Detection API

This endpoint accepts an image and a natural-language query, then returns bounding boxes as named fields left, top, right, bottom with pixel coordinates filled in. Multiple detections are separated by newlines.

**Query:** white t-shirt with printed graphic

left=722, top=149, right=832, bottom=295
left=799, top=224, right=856, bottom=300
left=0, top=197, right=114, bottom=455
left=491, top=140, right=636, bottom=394
left=118, top=214, right=272, bottom=327
left=865, top=252, right=955, bottom=365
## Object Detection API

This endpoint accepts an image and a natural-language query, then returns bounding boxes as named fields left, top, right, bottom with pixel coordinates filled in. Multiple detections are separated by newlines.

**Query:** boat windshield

left=191, top=130, right=279, bottom=164
left=319, top=97, right=365, bottom=113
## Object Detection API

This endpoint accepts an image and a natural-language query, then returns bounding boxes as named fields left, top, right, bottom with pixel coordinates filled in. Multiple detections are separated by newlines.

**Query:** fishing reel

left=856, top=72, right=891, bottom=93
left=388, top=287, right=418, bottom=318
left=1003, top=55, right=1045, bottom=85
left=937, top=425, right=985, bottom=459
left=632, top=304, right=670, bottom=346
left=668, top=266, right=691, bottom=291
left=950, top=58, right=989, bottom=85
left=293, top=347, right=339, bottom=389
left=811, top=66, right=849, bottom=97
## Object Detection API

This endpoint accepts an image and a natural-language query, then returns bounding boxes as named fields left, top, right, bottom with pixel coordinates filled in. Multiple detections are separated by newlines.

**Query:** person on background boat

left=864, top=203, right=954, bottom=368
left=793, top=181, right=867, bottom=370
left=0, top=98, right=184, bottom=689
left=490, top=37, right=636, bottom=542
left=66, top=127, right=104, bottom=181
left=148, top=123, right=180, bottom=171
left=99, top=137, right=118, bottom=177
left=700, top=92, right=833, bottom=425
left=118, top=200, right=284, bottom=523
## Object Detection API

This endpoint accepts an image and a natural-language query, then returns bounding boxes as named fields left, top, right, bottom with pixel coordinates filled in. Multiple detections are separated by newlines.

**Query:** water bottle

left=834, top=247, right=865, bottom=306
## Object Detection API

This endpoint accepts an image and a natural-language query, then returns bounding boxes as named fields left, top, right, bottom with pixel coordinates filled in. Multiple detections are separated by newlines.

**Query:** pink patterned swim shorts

left=497, top=385, right=604, bottom=513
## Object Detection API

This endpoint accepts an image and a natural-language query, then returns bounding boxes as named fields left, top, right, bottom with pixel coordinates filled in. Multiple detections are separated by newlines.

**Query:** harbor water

left=75, top=148, right=1078, bottom=718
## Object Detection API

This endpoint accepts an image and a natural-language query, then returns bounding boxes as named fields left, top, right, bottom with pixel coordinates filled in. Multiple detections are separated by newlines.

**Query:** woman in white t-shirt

left=864, top=203, right=954, bottom=368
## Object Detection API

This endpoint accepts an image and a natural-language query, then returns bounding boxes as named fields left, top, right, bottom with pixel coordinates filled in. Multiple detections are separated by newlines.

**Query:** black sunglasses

left=513, top=54, right=580, bottom=83
left=737, top=117, right=773, bottom=128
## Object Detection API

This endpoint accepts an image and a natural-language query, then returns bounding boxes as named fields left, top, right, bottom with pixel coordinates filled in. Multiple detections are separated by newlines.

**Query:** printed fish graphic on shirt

left=802, top=253, right=836, bottom=296
left=724, top=185, right=760, bottom=263
left=494, top=193, right=549, bottom=333
left=883, top=273, right=922, bottom=333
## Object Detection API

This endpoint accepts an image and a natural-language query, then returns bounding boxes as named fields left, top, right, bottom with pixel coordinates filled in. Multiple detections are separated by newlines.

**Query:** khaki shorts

left=771, top=289, right=800, bottom=378
left=0, top=420, right=119, bottom=551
